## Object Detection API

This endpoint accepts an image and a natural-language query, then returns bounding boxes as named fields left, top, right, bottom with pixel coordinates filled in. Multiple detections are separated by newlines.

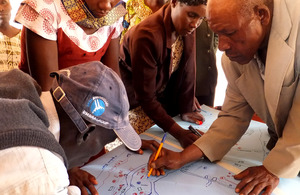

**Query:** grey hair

left=239, top=0, right=273, bottom=17
left=177, top=0, right=207, bottom=6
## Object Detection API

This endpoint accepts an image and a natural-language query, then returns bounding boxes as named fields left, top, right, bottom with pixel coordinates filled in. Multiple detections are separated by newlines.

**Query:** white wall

left=214, top=50, right=227, bottom=106
left=10, top=0, right=22, bottom=29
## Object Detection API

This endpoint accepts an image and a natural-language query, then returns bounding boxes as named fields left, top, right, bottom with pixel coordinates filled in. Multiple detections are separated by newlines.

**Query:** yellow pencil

left=147, top=133, right=167, bottom=178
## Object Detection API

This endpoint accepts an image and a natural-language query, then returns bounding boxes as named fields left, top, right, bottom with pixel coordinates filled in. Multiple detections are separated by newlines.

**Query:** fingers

left=234, top=168, right=250, bottom=180
left=194, top=97, right=201, bottom=111
left=83, top=174, right=98, bottom=195
left=262, top=186, right=274, bottom=195
left=235, top=176, right=254, bottom=194
left=181, top=112, right=205, bottom=124
left=234, top=169, right=252, bottom=193
left=150, top=166, right=165, bottom=176
left=80, top=186, right=90, bottom=195
left=149, top=159, right=166, bottom=176
left=88, top=174, right=98, bottom=185
left=234, top=166, right=279, bottom=195
left=83, top=183, right=98, bottom=195
left=141, top=139, right=160, bottom=153
left=194, top=112, right=205, bottom=122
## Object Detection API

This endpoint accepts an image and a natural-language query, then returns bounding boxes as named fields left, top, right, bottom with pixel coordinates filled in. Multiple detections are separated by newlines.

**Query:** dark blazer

left=120, top=3, right=196, bottom=131
left=195, top=21, right=218, bottom=106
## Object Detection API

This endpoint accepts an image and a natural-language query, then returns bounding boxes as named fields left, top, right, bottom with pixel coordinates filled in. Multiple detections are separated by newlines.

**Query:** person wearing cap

left=0, top=61, right=159, bottom=195
left=120, top=0, right=206, bottom=148
left=15, top=0, right=126, bottom=91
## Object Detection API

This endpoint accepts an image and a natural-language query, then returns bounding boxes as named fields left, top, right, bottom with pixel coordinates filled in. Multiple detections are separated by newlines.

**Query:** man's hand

left=234, top=165, right=279, bottom=195
left=68, top=167, right=98, bottom=195
left=148, top=144, right=204, bottom=176
left=147, top=147, right=183, bottom=176
left=181, top=111, right=205, bottom=125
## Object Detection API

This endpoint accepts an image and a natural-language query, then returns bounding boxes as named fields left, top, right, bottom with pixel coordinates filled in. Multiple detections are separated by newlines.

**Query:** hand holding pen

left=147, top=133, right=167, bottom=178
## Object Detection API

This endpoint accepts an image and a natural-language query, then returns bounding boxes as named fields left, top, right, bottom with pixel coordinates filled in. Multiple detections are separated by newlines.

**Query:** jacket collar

left=264, top=0, right=294, bottom=122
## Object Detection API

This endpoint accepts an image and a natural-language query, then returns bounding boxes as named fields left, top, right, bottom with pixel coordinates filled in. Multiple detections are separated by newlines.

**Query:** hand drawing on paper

left=82, top=145, right=238, bottom=195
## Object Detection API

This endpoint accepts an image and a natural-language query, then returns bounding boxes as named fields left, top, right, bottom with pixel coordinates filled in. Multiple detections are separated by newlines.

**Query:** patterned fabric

left=0, top=32, right=21, bottom=72
left=62, top=0, right=126, bottom=29
left=157, top=35, right=183, bottom=94
left=129, top=106, right=154, bottom=134
left=121, top=0, right=152, bottom=42
left=15, top=0, right=123, bottom=52
left=254, top=54, right=265, bottom=80
left=171, top=35, right=183, bottom=73
left=124, top=0, right=152, bottom=29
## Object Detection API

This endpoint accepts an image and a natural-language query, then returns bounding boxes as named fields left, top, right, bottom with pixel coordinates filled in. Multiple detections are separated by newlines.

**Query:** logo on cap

left=88, top=97, right=107, bottom=117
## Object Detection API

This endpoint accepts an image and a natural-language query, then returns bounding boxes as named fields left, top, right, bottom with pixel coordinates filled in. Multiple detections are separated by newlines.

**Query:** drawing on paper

left=82, top=145, right=238, bottom=195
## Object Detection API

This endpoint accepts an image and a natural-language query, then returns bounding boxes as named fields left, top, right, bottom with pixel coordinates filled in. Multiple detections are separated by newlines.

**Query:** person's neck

left=0, top=24, right=20, bottom=38
left=171, top=31, right=180, bottom=44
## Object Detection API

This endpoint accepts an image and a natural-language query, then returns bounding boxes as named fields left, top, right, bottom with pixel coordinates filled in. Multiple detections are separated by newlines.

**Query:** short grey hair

left=239, top=0, right=273, bottom=17
left=178, top=0, right=207, bottom=6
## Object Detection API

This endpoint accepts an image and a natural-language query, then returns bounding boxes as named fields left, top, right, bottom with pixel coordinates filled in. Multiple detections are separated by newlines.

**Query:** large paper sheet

left=82, top=105, right=300, bottom=195
left=81, top=145, right=238, bottom=195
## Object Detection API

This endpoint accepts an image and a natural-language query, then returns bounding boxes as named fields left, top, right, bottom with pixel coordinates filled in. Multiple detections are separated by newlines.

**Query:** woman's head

left=171, top=0, right=207, bottom=36
left=84, top=0, right=119, bottom=18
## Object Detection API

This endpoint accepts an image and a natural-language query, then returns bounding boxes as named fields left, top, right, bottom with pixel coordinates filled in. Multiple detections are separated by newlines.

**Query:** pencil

left=147, top=132, right=167, bottom=178
left=188, top=125, right=202, bottom=137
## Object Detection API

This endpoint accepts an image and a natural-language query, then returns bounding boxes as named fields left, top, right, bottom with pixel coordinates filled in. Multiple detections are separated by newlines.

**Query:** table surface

left=82, top=105, right=300, bottom=195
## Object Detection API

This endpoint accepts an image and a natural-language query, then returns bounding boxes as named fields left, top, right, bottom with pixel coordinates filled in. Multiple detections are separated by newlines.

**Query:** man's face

left=207, top=1, right=265, bottom=64
left=0, top=0, right=12, bottom=26
left=171, top=1, right=206, bottom=36
left=84, top=0, right=119, bottom=18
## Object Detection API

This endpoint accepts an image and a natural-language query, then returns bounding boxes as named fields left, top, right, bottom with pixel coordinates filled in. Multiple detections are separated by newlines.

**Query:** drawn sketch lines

left=82, top=146, right=238, bottom=195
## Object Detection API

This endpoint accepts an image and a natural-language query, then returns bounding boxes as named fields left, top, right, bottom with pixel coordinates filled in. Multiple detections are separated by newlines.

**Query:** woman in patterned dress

left=0, top=0, right=21, bottom=72
left=15, top=0, right=126, bottom=90
left=120, top=0, right=167, bottom=42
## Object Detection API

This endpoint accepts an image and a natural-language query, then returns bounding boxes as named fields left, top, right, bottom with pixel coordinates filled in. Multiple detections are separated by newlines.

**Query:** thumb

left=150, top=157, right=165, bottom=170
left=150, top=162, right=156, bottom=169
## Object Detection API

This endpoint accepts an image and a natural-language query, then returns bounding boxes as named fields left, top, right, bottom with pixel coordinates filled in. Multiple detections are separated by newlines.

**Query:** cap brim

left=113, top=125, right=142, bottom=151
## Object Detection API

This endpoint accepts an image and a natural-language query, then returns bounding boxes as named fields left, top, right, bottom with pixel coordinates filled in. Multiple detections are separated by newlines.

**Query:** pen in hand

left=188, top=125, right=202, bottom=137
left=147, top=132, right=167, bottom=178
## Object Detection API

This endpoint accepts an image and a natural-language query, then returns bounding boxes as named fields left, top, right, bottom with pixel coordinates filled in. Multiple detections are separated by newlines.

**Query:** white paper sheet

left=82, top=105, right=300, bottom=195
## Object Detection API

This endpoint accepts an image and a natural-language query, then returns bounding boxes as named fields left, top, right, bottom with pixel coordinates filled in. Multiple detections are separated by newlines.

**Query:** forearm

left=180, top=144, right=204, bottom=165
left=140, top=99, right=176, bottom=131
left=101, top=37, right=120, bottom=76
left=168, top=122, right=185, bottom=138
left=25, top=28, right=58, bottom=91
